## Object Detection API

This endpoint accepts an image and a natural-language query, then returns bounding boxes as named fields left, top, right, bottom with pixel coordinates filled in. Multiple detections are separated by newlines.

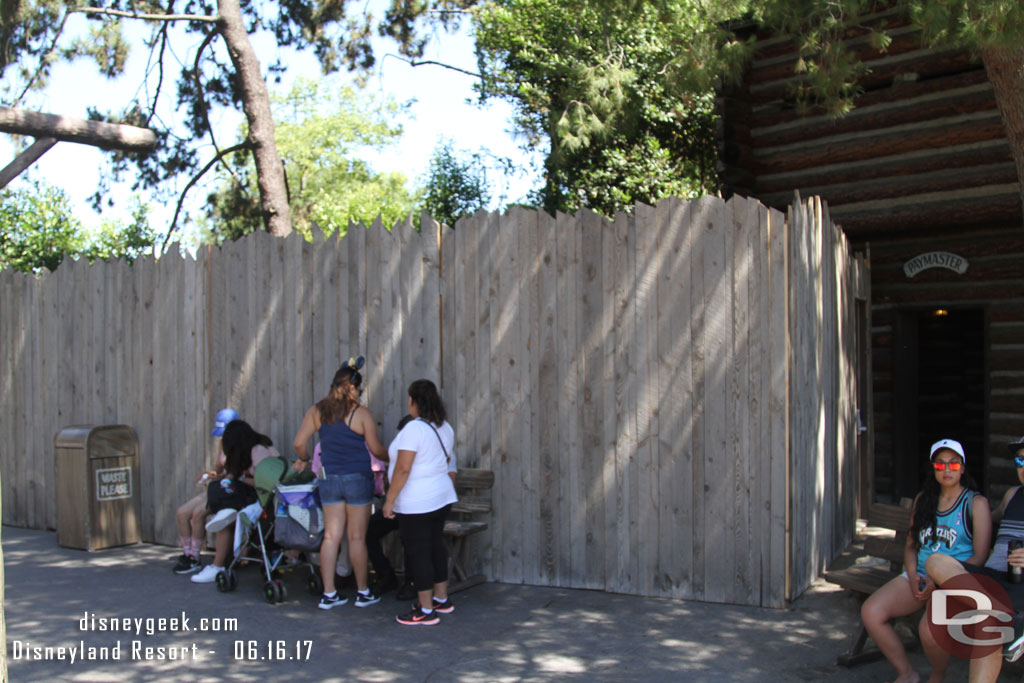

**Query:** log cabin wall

left=718, top=8, right=1024, bottom=505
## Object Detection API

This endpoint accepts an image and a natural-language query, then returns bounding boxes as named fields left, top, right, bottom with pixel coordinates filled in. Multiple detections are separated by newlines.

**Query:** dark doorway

left=889, top=308, right=986, bottom=501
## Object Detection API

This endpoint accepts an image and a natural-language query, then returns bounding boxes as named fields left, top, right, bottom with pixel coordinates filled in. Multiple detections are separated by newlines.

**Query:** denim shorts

left=317, top=472, right=373, bottom=507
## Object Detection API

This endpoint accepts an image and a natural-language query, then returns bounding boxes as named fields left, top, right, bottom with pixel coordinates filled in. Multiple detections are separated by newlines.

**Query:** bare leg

left=418, top=588, right=433, bottom=610
left=861, top=575, right=924, bottom=683
left=968, top=651, right=1002, bottom=683
left=346, top=503, right=371, bottom=592
left=319, top=502, right=347, bottom=595
left=212, top=527, right=232, bottom=567
left=433, top=581, right=448, bottom=603
left=925, top=555, right=1003, bottom=683
left=176, top=493, right=205, bottom=540
left=919, top=611, right=949, bottom=683
left=189, top=503, right=208, bottom=547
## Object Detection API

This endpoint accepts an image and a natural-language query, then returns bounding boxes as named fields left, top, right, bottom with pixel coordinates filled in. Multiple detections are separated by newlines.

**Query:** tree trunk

left=981, top=45, right=1024, bottom=223
left=217, top=0, right=292, bottom=237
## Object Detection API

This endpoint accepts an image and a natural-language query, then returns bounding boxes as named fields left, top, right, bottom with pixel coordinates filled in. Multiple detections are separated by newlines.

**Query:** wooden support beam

left=0, top=107, right=157, bottom=152
left=0, top=137, right=56, bottom=189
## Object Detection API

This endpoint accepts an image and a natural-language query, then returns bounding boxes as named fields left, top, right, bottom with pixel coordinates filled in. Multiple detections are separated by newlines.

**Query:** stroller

left=215, top=456, right=325, bottom=603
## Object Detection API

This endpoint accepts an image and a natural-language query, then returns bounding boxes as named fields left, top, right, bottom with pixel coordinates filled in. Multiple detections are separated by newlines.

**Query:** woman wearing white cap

left=860, top=438, right=991, bottom=683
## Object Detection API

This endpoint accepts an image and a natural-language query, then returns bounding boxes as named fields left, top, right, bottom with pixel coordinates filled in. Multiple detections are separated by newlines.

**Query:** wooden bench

left=444, top=467, right=494, bottom=594
left=824, top=499, right=918, bottom=667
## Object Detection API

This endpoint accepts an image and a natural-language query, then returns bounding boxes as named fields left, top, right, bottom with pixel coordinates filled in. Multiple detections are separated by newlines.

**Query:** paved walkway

left=2, top=526, right=988, bottom=681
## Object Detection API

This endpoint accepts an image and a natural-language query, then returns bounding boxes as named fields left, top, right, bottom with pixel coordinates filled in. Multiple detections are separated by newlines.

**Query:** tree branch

left=162, top=141, right=250, bottom=250
left=71, top=7, right=219, bottom=23
left=14, top=9, right=71, bottom=106
left=380, top=52, right=482, bottom=78
left=190, top=28, right=238, bottom=184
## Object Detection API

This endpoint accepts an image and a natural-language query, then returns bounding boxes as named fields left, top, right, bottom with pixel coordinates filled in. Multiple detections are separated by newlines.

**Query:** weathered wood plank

left=635, top=201, right=660, bottom=597
left=535, top=208, right=559, bottom=585
left=687, top=198, right=710, bottom=600
left=580, top=208, right=606, bottom=590
left=556, top=209, right=582, bottom=586
left=497, top=207, right=523, bottom=583
left=516, top=207, right=540, bottom=586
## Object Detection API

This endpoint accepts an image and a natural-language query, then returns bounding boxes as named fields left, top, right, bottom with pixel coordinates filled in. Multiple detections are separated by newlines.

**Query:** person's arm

left=965, top=494, right=993, bottom=566
left=357, top=408, right=389, bottom=461
left=447, top=446, right=457, bottom=487
left=291, top=405, right=319, bottom=471
left=991, top=486, right=1017, bottom=526
left=382, top=450, right=415, bottom=519
left=906, top=493, right=929, bottom=599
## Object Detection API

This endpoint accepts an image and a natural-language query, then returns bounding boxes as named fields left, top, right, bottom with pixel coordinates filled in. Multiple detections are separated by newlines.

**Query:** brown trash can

left=54, top=425, right=141, bottom=550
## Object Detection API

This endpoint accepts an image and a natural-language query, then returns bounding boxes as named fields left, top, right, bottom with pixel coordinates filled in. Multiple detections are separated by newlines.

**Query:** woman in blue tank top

left=860, top=438, right=991, bottom=683
left=293, top=357, right=389, bottom=609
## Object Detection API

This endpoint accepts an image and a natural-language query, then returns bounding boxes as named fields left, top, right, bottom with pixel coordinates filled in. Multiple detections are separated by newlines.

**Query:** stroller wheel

left=264, top=580, right=281, bottom=604
left=274, top=579, right=287, bottom=602
left=227, top=568, right=238, bottom=591
left=307, top=573, right=323, bottom=596
left=216, top=570, right=230, bottom=593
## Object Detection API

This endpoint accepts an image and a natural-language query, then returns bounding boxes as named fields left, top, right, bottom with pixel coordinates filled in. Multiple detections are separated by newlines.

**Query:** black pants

left=366, top=507, right=406, bottom=579
left=397, top=504, right=451, bottom=592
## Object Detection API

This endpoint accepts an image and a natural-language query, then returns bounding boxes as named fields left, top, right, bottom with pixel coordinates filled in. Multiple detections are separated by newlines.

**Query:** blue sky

left=0, top=3, right=542, bottom=241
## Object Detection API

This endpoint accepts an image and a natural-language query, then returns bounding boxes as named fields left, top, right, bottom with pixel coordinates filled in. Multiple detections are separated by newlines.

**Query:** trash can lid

left=54, top=425, right=138, bottom=458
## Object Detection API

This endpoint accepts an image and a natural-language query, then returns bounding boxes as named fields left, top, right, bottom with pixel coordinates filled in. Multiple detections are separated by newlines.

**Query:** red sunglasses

left=933, top=461, right=963, bottom=471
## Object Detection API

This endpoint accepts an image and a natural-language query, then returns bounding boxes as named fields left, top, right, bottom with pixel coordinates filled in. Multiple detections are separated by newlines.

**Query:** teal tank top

left=915, top=488, right=976, bottom=575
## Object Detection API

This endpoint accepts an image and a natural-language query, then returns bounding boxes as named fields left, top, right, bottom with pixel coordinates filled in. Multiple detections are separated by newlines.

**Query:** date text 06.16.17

left=233, top=640, right=312, bottom=661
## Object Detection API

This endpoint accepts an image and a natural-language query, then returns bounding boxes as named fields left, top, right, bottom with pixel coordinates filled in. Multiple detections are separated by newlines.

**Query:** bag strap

left=418, top=418, right=450, bottom=464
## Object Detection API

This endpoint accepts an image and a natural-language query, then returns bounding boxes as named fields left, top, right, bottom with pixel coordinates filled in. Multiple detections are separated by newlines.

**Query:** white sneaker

left=191, top=565, right=225, bottom=583
left=205, top=508, right=238, bottom=533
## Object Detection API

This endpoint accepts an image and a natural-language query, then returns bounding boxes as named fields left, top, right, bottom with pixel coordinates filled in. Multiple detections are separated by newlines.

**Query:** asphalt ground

left=1, top=525, right=1006, bottom=682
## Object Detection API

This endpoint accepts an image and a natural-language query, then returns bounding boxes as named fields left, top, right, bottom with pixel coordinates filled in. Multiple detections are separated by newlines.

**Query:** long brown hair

left=317, top=364, right=362, bottom=425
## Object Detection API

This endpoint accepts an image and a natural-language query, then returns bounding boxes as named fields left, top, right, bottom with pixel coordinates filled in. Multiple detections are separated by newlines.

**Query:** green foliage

left=0, top=180, right=83, bottom=272
left=751, top=0, right=1024, bottom=115
left=901, top=0, right=1024, bottom=49
left=422, top=139, right=491, bottom=227
left=0, top=180, right=155, bottom=272
left=203, top=78, right=419, bottom=242
left=472, top=0, right=746, bottom=216
left=81, top=200, right=155, bottom=264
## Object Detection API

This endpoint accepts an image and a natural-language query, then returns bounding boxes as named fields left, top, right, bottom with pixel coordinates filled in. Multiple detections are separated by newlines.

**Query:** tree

left=203, top=78, right=418, bottom=242
left=0, top=0, right=470, bottom=240
left=0, top=179, right=84, bottom=272
left=0, top=180, right=154, bottom=272
left=471, top=0, right=748, bottom=216
left=82, top=200, right=155, bottom=264
left=422, top=139, right=491, bottom=227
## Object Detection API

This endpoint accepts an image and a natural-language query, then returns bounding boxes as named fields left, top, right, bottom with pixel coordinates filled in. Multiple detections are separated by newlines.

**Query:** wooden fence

left=0, top=195, right=866, bottom=607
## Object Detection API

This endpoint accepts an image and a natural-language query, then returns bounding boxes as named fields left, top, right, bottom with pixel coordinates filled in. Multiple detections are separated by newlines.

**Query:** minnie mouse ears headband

left=347, top=356, right=365, bottom=372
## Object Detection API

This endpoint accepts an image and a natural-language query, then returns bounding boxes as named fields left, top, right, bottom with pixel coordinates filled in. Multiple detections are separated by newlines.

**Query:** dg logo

left=926, top=572, right=1014, bottom=658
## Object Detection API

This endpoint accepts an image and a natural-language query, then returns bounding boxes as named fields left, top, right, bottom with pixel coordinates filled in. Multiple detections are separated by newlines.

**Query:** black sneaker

left=396, top=606, right=439, bottom=626
left=354, top=591, right=381, bottom=608
left=432, top=597, right=454, bottom=614
left=173, top=555, right=202, bottom=574
left=317, top=592, right=348, bottom=610
left=396, top=580, right=417, bottom=601
left=1004, top=611, right=1024, bottom=662
left=371, top=573, right=399, bottom=595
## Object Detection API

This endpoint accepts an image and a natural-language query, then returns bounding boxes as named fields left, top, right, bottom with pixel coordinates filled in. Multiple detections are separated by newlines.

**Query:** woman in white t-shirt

left=383, top=379, right=458, bottom=626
